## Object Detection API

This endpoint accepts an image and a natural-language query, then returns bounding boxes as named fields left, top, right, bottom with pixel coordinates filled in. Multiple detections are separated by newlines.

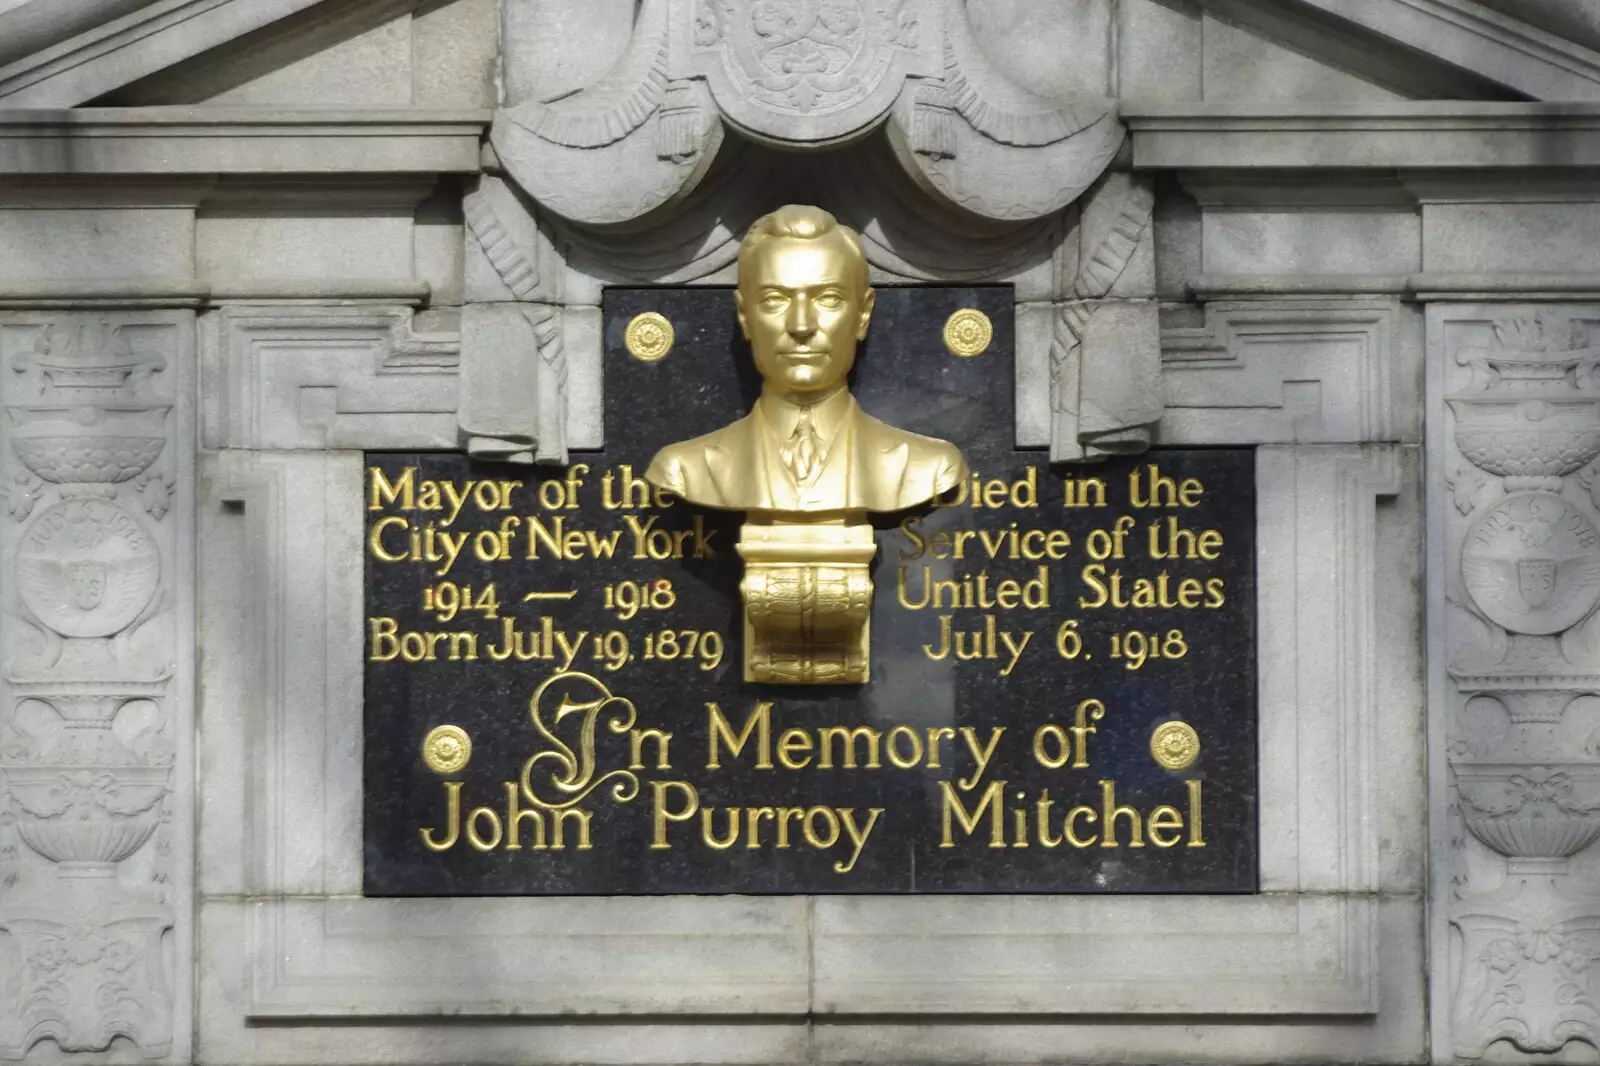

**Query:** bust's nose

left=786, top=294, right=818, bottom=341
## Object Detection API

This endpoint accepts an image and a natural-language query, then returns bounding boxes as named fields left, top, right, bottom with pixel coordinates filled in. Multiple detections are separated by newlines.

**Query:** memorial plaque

left=363, top=285, right=1257, bottom=895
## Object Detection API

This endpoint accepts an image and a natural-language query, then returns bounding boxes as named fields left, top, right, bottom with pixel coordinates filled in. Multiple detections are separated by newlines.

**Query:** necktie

left=785, top=407, right=821, bottom=485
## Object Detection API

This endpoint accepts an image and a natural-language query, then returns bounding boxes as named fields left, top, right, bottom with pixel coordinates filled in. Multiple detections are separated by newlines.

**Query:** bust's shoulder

left=855, top=409, right=965, bottom=468
left=644, top=414, right=755, bottom=496
left=651, top=416, right=749, bottom=461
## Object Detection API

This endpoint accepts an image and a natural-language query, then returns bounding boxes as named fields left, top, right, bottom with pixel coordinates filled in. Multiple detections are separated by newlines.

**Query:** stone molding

left=0, top=279, right=435, bottom=311
left=0, top=108, right=489, bottom=175
left=1188, top=273, right=1600, bottom=303
left=0, top=310, right=194, bottom=1062
left=200, top=305, right=459, bottom=452
left=189, top=443, right=1419, bottom=1062
left=1428, top=303, right=1600, bottom=1060
left=1159, top=298, right=1417, bottom=446
left=1127, top=103, right=1600, bottom=170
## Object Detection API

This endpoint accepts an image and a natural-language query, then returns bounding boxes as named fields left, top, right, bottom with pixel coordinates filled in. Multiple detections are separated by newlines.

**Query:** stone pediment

left=3, top=0, right=1600, bottom=117
left=7, top=0, right=1600, bottom=113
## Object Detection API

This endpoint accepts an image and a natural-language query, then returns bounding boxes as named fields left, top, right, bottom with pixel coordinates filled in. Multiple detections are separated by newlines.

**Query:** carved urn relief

left=1445, top=311, right=1600, bottom=1058
left=0, top=316, right=178, bottom=1059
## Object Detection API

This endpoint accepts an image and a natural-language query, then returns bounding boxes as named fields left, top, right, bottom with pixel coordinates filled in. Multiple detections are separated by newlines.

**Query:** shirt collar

left=756, top=386, right=854, bottom=444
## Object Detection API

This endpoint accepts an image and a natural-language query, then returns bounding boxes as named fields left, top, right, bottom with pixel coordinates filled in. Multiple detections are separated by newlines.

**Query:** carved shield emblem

left=1461, top=493, right=1600, bottom=635
left=15, top=498, right=160, bottom=638
left=1517, top=558, right=1557, bottom=609
left=65, top=560, right=106, bottom=610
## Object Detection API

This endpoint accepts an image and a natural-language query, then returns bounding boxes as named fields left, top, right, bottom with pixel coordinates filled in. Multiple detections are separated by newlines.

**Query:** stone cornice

left=0, top=107, right=490, bottom=175
left=0, top=0, right=351, bottom=107
left=1287, top=0, right=1600, bottom=101
left=1185, top=272, right=1600, bottom=302
left=1127, top=103, right=1600, bottom=169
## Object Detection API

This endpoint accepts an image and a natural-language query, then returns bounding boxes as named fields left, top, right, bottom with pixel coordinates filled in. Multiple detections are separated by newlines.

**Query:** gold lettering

left=939, top=779, right=1005, bottom=848
left=817, top=725, right=882, bottom=769
left=706, top=702, right=773, bottom=769
left=803, top=806, right=841, bottom=848
left=629, top=727, right=673, bottom=770
left=776, top=728, right=813, bottom=770
left=1032, top=724, right=1071, bottom=769
left=419, top=781, right=462, bottom=851
left=1099, top=780, right=1145, bottom=848
left=701, top=807, right=740, bottom=850
left=466, top=805, right=503, bottom=852
left=368, top=515, right=411, bottom=561
left=1071, top=699, right=1104, bottom=768
left=836, top=808, right=882, bottom=873
left=505, top=780, right=546, bottom=851
left=957, top=726, right=1004, bottom=790
left=1065, top=805, right=1098, bottom=847
left=885, top=725, right=923, bottom=769
left=1148, top=804, right=1184, bottom=848
left=1187, top=779, right=1206, bottom=846
left=368, top=466, right=415, bottom=510
left=650, top=780, right=699, bottom=849
left=1035, top=791, right=1062, bottom=847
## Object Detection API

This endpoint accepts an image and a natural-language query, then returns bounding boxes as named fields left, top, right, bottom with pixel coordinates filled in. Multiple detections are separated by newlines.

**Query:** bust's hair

left=739, top=205, right=867, bottom=282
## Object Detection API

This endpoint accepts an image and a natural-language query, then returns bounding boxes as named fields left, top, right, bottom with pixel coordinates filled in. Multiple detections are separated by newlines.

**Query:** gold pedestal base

left=737, top=519, right=876, bottom=684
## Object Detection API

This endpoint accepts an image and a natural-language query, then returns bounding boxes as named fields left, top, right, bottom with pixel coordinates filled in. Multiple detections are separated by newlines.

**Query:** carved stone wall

left=1431, top=305, right=1600, bottom=1059
left=0, top=310, right=191, bottom=1060
left=465, top=0, right=1159, bottom=468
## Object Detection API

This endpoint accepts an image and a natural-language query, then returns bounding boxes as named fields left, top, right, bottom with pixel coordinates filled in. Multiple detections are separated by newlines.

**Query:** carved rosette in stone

left=470, top=0, right=1155, bottom=467
left=1443, top=311, right=1600, bottom=1058
left=0, top=315, right=178, bottom=1059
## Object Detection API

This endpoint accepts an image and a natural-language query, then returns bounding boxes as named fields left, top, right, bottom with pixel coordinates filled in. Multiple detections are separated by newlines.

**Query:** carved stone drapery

left=465, top=0, right=1158, bottom=467
left=1438, top=307, right=1600, bottom=1059
left=0, top=313, right=186, bottom=1059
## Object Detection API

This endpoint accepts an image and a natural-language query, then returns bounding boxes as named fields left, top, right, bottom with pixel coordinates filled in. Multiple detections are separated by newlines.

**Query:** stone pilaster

left=1431, top=306, right=1600, bottom=1059
left=0, top=311, right=192, bottom=1059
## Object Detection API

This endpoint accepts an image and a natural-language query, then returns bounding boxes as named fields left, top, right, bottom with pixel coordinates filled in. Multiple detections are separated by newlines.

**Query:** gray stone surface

left=4, top=0, right=1600, bottom=1062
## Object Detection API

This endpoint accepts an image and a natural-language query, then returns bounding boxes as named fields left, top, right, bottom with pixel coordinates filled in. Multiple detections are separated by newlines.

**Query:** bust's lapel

left=850, top=408, right=910, bottom=510
left=704, top=413, right=764, bottom=507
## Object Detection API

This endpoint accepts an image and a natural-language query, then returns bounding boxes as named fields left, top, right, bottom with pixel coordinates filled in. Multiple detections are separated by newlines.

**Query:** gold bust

left=645, top=205, right=967, bottom=514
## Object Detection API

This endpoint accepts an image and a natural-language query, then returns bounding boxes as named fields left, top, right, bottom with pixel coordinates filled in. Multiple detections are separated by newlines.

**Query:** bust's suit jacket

left=645, top=394, right=966, bottom=513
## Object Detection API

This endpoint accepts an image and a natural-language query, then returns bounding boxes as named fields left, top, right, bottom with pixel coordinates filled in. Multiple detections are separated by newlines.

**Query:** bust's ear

left=857, top=286, right=876, bottom=341
left=734, top=289, right=749, bottom=340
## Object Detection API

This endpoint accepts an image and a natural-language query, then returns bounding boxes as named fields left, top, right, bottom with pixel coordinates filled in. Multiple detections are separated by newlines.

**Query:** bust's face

left=736, top=233, right=875, bottom=396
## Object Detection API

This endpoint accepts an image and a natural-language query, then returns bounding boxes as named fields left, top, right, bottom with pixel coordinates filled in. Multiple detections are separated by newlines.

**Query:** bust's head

left=735, top=205, right=875, bottom=398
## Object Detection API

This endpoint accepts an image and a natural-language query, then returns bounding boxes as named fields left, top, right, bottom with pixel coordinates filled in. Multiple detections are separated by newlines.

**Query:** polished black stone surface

left=364, top=285, right=1257, bottom=895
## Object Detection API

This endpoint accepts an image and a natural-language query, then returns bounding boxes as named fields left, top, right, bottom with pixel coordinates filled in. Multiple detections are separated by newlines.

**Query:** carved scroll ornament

left=491, top=0, right=1123, bottom=227
left=470, top=1, right=1155, bottom=469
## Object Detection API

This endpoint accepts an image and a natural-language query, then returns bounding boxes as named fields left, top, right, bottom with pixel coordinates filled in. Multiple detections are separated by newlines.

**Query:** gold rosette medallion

left=422, top=724, right=472, bottom=775
left=943, top=308, right=993, bottom=358
left=625, top=311, right=675, bottom=362
left=1149, top=721, right=1200, bottom=771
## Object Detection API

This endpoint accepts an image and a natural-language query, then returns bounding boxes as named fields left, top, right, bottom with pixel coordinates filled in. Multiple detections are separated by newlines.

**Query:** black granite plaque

left=363, top=285, right=1257, bottom=895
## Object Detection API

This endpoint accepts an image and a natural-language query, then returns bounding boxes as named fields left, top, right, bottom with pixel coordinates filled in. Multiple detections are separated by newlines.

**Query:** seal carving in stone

left=1462, top=493, right=1600, bottom=635
left=694, top=0, right=932, bottom=145
left=720, top=0, right=908, bottom=114
left=15, top=498, right=161, bottom=639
